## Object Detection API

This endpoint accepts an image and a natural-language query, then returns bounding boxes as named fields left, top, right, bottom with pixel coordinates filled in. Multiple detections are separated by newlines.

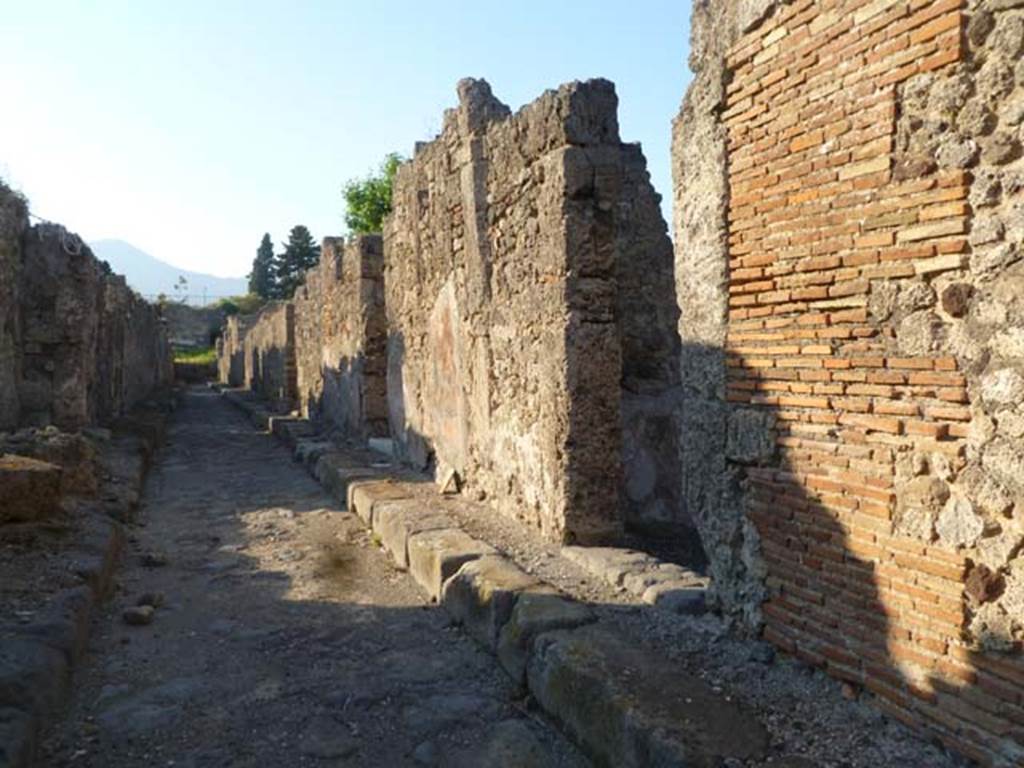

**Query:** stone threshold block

left=527, top=626, right=769, bottom=767
left=562, top=545, right=708, bottom=615
left=0, top=455, right=63, bottom=524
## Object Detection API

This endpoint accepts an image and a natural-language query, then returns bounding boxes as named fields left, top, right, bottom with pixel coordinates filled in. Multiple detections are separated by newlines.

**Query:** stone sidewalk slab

left=528, top=625, right=769, bottom=767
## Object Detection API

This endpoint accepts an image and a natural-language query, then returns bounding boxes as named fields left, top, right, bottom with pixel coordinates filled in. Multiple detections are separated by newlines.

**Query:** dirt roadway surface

left=40, top=390, right=589, bottom=768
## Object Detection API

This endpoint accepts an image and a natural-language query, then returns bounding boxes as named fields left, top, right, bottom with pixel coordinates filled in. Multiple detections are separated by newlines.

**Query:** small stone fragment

left=122, top=605, right=154, bottom=626
left=940, top=283, right=972, bottom=317
left=139, top=551, right=169, bottom=568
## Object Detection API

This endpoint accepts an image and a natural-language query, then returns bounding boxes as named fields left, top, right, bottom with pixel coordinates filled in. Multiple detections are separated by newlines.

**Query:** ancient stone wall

left=385, top=79, right=684, bottom=544
left=241, top=301, right=296, bottom=409
left=0, top=185, right=171, bottom=431
left=161, top=303, right=227, bottom=349
left=293, top=236, right=388, bottom=440
left=0, top=184, right=28, bottom=430
left=675, top=0, right=1024, bottom=761
left=218, top=314, right=252, bottom=387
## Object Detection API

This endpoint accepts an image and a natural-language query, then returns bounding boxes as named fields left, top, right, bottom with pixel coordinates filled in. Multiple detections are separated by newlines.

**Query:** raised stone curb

left=528, top=625, right=769, bottom=767
left=407, top=528, right=497, bottom=601
left=0, top=523, right=123, bottom=768
left=0, top=400, right=172, bottom=768
left=222, top=391, right=769, bottom=767
left=372, top=500, right=454, bottom=570
left=440, top=555, right=542, bottom=651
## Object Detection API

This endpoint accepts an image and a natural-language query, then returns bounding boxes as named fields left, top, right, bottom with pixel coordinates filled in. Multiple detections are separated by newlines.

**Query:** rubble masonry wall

left=293, top=235, right=388, bottom=440
left=0, top=185, right=172, bottom=431
left=384, top=78, right=684, bottom=543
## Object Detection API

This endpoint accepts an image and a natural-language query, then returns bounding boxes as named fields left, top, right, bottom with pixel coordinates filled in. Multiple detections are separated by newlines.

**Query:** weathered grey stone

left=122, top=605, right=155, bottom=626
left=0, top=637, right=69, bottom=722
left=969, top=602, right=1016, bottom=651
left=496, top=591, right=595, bottom=684
left=441, top=555, right=540, bottom=651
left=527, top=626, right=769, bottom=767
left=894, top=477, right=949, bottom=541
left=981, top=368, right=1024, bottom=405
left=725, top=408, right=776, bottom=463
left=0, top=706, right=34, bottom=768
left=935, top=495, right=985, bottom=548
left=315, top=455, right=383, bottom=503
left=347, top=478, right=416, bottom=526
left=935, top=137, right=978, bottom=168
left=980, top=131, right=1021, bottom=165
left=371, top=500, right=453, bottom=569
left=299, top=714, right=358, bottom=759
left=461, top=719, right=551, bottom=768
left=896, top=311, right=944, bottom=355
left=0, top=455, right=62, bottom=524
left=561, top=546, right=657, bottom=588
left=641, top=582, right=708, bottom=615
left=406, top=527, right=496, bottom=600
left=621, top=563, right=701, bottom=596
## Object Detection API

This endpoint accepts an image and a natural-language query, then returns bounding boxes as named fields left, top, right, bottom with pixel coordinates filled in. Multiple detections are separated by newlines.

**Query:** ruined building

left=0, top=183, right=172, bottom=432
left=217, top=0, right=1024, bottom=760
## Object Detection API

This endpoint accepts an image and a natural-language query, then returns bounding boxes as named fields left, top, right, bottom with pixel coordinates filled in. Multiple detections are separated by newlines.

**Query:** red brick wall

left=722, top=0, right=1023, bottom=762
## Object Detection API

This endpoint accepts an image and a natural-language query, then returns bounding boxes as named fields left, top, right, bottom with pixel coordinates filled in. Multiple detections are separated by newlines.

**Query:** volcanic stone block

left=406, top=528, right=497, bottom=600
left=496, top=591, right=595, bottom=685
left=0, top=455, right=62, bottom=524
left=527, top=626, right=769, bottom=767
left=371, top=500, right=453, bottom=569
left=441, top=555, right=541, bottom=651
left=346, top=479, right=417, bottom=526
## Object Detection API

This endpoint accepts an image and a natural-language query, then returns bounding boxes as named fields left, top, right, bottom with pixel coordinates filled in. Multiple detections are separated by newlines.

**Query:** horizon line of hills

left=89, top=239, right=247, bottom=306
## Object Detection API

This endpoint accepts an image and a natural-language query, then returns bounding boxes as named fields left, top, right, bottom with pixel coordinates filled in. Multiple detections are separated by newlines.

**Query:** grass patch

left=173, top=346, right=216, bottom=365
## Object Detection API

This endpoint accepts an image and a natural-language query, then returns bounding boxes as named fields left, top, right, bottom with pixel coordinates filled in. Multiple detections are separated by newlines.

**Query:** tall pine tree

left=248, top=233, right=277, bottom=299
left=276, top=225, right=319, bottom=299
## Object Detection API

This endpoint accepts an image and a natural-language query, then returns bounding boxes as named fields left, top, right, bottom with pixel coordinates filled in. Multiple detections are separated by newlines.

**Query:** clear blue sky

left=1, top=1, right=692, bottom=279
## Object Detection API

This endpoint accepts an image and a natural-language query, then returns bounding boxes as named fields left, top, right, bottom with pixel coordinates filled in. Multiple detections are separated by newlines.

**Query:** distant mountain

left=89, top=239, right=248, bottom=305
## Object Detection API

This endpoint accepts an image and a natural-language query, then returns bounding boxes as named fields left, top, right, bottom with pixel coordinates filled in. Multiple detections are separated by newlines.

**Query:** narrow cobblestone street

left=41, top=390, right=588, bottom=768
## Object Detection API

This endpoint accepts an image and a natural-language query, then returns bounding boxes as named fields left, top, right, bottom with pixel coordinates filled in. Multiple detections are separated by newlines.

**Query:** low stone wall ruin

left=675, top=0, right=1024, bottom=761
left=0, top=184, right=172, bottom=432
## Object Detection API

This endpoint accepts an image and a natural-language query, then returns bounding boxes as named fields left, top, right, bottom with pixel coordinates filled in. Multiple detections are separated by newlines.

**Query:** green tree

left=342, top=153, right=404, bottom=234
left=276, top=225, right=319, bottom=299
left=248, top=233, right=277, bottom=300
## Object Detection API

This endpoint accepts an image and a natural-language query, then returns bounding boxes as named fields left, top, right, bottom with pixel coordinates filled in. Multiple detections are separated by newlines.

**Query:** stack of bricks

left=721, top=0, right=1022, bottom=762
